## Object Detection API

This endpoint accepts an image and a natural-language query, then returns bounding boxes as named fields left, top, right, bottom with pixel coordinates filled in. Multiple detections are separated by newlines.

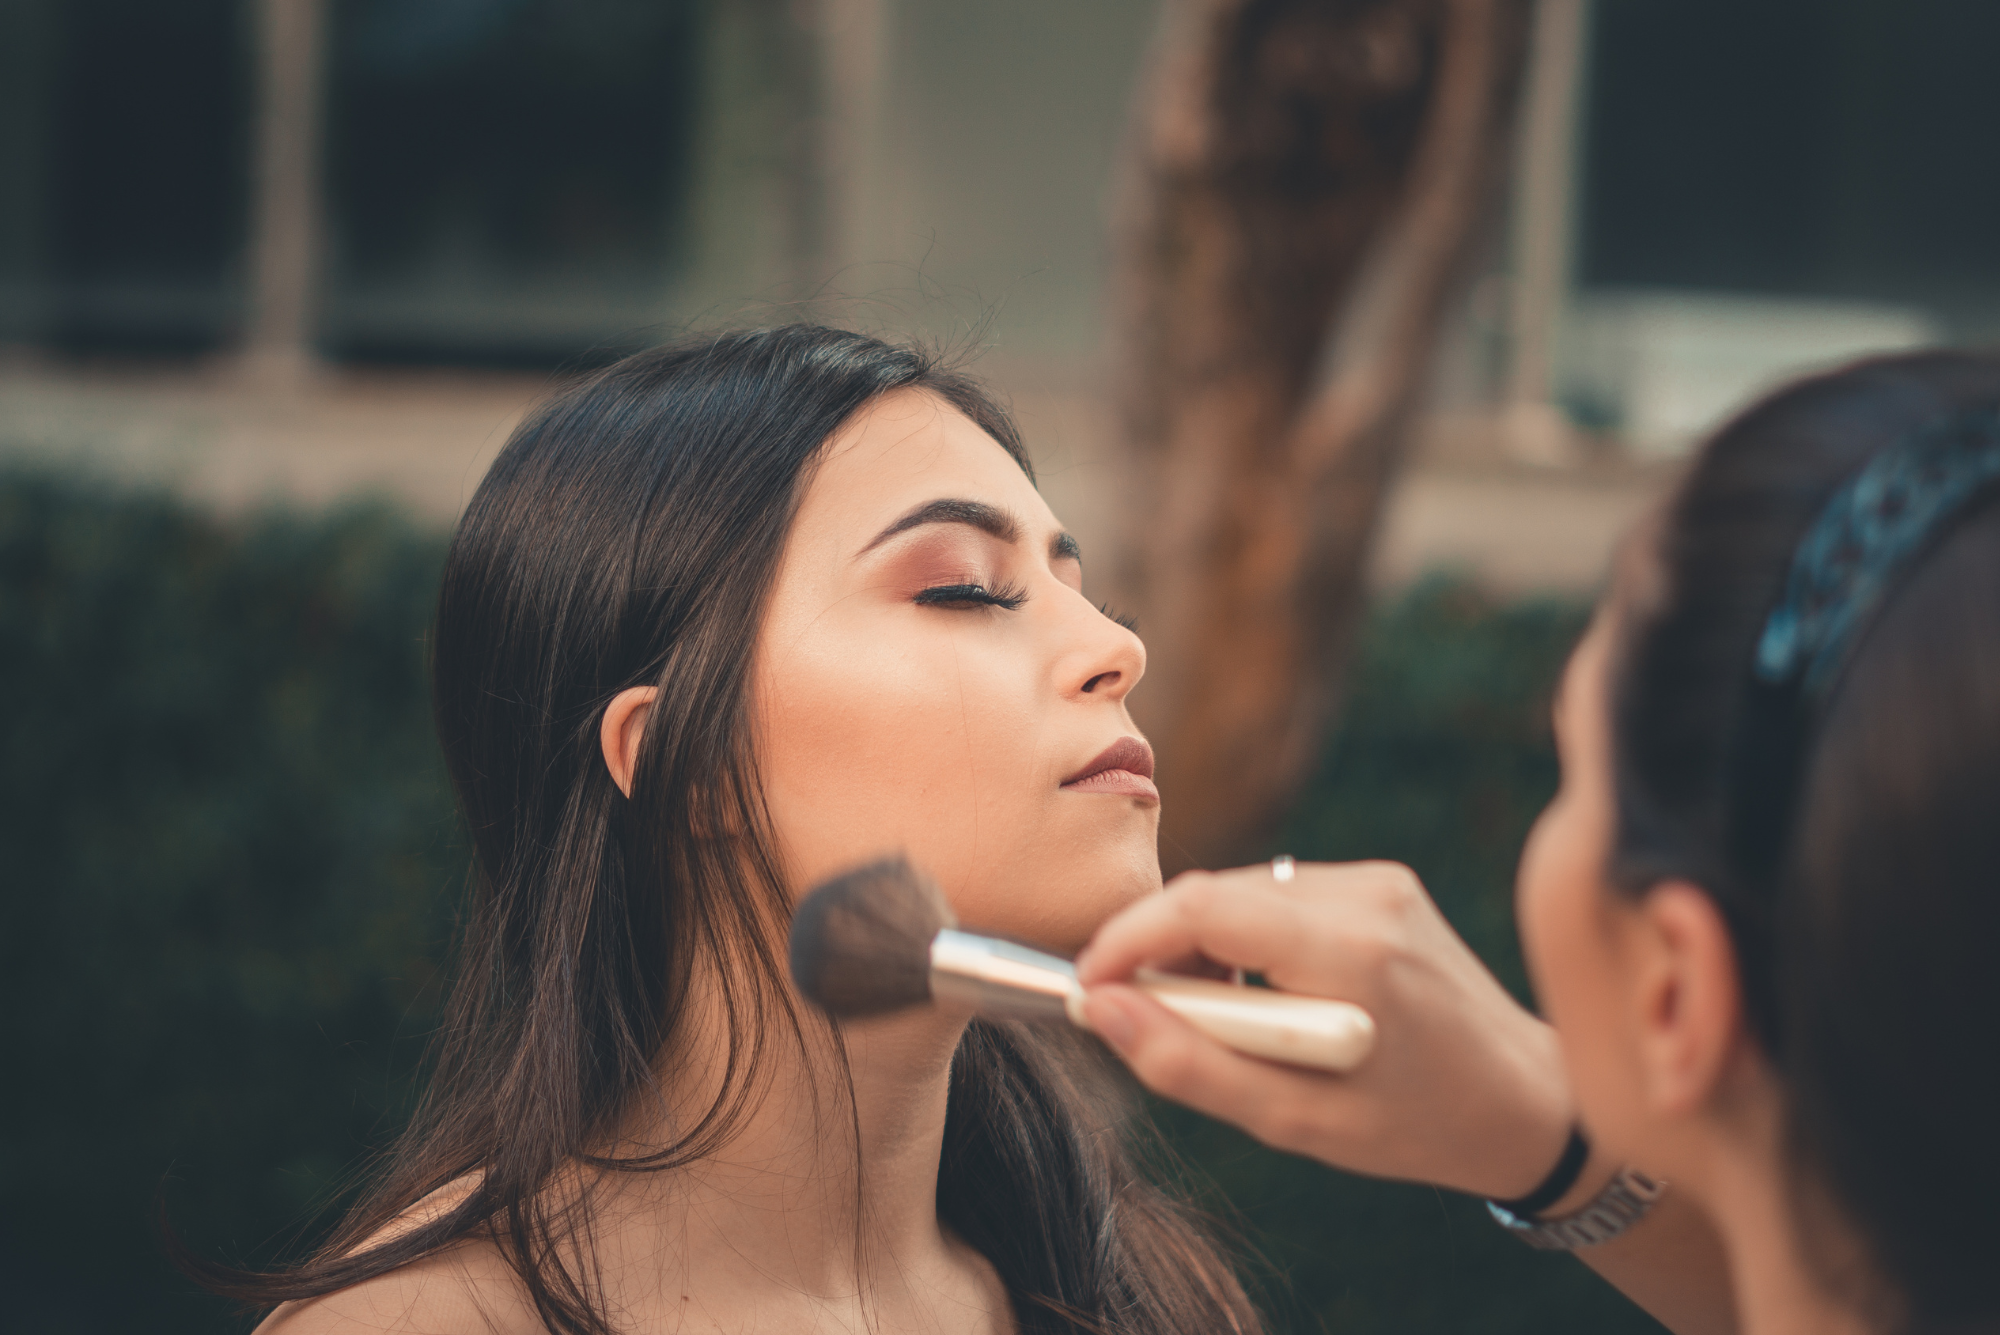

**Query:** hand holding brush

left=789, top=856, right=1376, bottom=1073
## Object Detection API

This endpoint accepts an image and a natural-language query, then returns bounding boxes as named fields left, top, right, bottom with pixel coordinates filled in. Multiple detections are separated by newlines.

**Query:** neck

left=1683, top=1111, right=1883, bottom=1335
left=598, top=984, right=982, bottom=1307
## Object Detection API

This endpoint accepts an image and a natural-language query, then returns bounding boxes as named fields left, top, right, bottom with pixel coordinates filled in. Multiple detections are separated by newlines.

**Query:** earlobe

left=600, top=686, right=659, bottom=798
left=1634, top=881, right=1748, bottom=1118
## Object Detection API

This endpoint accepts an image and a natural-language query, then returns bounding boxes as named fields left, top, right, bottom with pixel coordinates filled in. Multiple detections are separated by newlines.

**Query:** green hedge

left=0, top=469, right=1656, bottom=1334
left=0, top=471, right=458, bottom=1332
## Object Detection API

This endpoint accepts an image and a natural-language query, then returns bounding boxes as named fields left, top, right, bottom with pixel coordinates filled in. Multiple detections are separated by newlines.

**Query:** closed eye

left=914, top=582, right=1028, bottom=611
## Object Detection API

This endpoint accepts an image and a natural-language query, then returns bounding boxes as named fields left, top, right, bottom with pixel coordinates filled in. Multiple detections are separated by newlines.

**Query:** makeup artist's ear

left=600, top=687, right=658, bottom=798
left=1628, top=880, right=1749, bottom=1116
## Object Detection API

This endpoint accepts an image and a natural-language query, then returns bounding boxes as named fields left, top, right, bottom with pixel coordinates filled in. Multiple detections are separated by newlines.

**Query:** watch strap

left=1487, top=1167, right=1666, bottom=1251
left=1490, top=1125, right=1592, bottom=1219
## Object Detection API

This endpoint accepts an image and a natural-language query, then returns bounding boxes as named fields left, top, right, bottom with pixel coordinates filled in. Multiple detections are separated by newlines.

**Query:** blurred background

left=2, top=0, right=1995, bottom=1330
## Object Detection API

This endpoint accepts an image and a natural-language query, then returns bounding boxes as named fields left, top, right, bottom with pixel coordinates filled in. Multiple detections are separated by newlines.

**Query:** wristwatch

left=1487, top=1166, right=1666, bottom=1251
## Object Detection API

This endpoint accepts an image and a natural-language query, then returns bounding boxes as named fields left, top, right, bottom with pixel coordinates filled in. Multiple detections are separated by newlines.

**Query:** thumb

left=1080, top=984, right=1147, bottom=1055
left=1080, top=984, right=1292, bottom=1116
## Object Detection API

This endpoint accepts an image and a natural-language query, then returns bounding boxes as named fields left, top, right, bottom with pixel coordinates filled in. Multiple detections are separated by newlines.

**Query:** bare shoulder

left=256, top=1239, right=539, bottom=1335
left=257, top=1176, right=539, bottom=1335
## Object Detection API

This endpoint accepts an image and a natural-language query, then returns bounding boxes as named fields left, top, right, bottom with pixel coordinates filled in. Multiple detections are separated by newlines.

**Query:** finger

left=1080, top=875, right=1280, bottom=979
left=1080, top=984, right=1350, bottom=1150
left=1263, top=859, right=1415, bottom=902
left=1075, top=876, right=1307, bottom=983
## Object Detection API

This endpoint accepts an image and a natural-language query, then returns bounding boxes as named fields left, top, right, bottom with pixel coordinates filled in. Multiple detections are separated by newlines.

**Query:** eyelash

left=914, top=581, right=1028, bottom=611
left=911, top=584, right=1139, bottom=630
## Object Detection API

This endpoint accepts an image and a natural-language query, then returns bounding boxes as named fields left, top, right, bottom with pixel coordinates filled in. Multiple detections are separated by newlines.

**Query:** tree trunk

left=1108, top=0, right=1534, bottom=871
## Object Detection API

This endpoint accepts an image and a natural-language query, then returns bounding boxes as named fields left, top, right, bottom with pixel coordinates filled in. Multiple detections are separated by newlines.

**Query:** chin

left=922, top=806, right=1160, bottom=953
left=1003, top=836, right=1161, bottom=955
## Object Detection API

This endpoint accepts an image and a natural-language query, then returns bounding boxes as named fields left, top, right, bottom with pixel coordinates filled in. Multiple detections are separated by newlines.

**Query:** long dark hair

left=1605, top=351, right=2000, bottom=1331
left=189, top=325, right=1258, bottom=1334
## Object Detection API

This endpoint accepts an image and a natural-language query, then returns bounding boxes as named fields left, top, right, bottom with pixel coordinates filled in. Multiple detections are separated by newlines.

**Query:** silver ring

left=1270, top=854, right=1296, bottom=884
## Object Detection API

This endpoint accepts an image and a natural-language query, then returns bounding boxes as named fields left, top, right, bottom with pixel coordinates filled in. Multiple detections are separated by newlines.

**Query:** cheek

left=1516, top=798, right=1584, bottom=1010
left=754, top=622, right=1052, bottom=897
left=1517, top=798, right=1646, bottom=1149
left=753, top=612, right=1161, bottom=955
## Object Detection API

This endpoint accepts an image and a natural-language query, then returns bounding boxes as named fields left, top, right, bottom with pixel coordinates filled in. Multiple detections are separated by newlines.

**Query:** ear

left=1628, top=880, right=1750, bottom=1117
left=600, top=686, right=659, bottom=798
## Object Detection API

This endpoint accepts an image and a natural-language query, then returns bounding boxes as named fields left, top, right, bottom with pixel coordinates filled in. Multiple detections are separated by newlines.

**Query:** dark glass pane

left=1813, top=0, right=2000, bottom=312
left=1579, top=0, right=1838, bottom=295
left=323, top=0, right=702, bottom=365
left=1581, top=0, right=2000, bottom=316
left=43, top=0, right=248, bottom=350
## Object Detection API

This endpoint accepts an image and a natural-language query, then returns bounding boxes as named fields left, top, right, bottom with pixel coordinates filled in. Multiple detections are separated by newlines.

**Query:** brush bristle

left=790, top=856, right=957, bottom=1018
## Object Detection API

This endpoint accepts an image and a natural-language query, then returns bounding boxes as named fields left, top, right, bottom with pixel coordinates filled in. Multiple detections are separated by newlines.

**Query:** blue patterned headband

left=1754, top=405, right=2000, bottom=697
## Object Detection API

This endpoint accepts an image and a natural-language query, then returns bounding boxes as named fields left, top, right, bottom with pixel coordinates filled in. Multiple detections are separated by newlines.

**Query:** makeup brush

left=789, top=856, right=1376, bottom=1073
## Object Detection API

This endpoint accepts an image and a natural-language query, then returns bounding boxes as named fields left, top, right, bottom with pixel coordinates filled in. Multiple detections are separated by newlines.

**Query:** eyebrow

left=861, top=497, right=1082, bottom=563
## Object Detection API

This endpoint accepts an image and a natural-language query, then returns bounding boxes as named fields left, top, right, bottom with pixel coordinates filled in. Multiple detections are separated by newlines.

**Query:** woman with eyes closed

left=188, top=325, right=1260, bottom=1335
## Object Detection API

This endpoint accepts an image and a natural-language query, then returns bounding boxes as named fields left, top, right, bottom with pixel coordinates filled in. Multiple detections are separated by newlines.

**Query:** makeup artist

left=1075, top=351, right=2000, bottom=1335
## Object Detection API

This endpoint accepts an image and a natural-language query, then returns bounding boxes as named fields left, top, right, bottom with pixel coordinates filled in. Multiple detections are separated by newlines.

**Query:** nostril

left=1082, top=671, right=1116, bottom=694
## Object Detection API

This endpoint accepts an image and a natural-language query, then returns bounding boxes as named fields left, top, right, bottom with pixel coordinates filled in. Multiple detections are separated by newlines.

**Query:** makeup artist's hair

left=1604, top=350, right=2000, bottom=1332
left=186, top=325, right=1258, bottom=1334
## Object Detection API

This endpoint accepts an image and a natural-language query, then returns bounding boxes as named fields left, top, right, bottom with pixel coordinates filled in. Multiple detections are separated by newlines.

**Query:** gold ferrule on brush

left=928, top=928, right=1078, bottom=1020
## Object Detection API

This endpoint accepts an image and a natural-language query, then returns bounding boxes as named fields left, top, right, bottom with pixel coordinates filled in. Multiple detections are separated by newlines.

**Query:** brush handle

left=1070, top=970, right=1376, bottom=1073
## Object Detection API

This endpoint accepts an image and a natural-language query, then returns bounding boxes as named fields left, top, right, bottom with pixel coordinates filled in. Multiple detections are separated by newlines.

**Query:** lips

left=1060, top=736, right=1159, bottom=802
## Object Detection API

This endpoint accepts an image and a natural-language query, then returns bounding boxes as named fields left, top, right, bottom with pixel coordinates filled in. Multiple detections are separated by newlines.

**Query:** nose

left=1053, top=586, right=1146, bottom=704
